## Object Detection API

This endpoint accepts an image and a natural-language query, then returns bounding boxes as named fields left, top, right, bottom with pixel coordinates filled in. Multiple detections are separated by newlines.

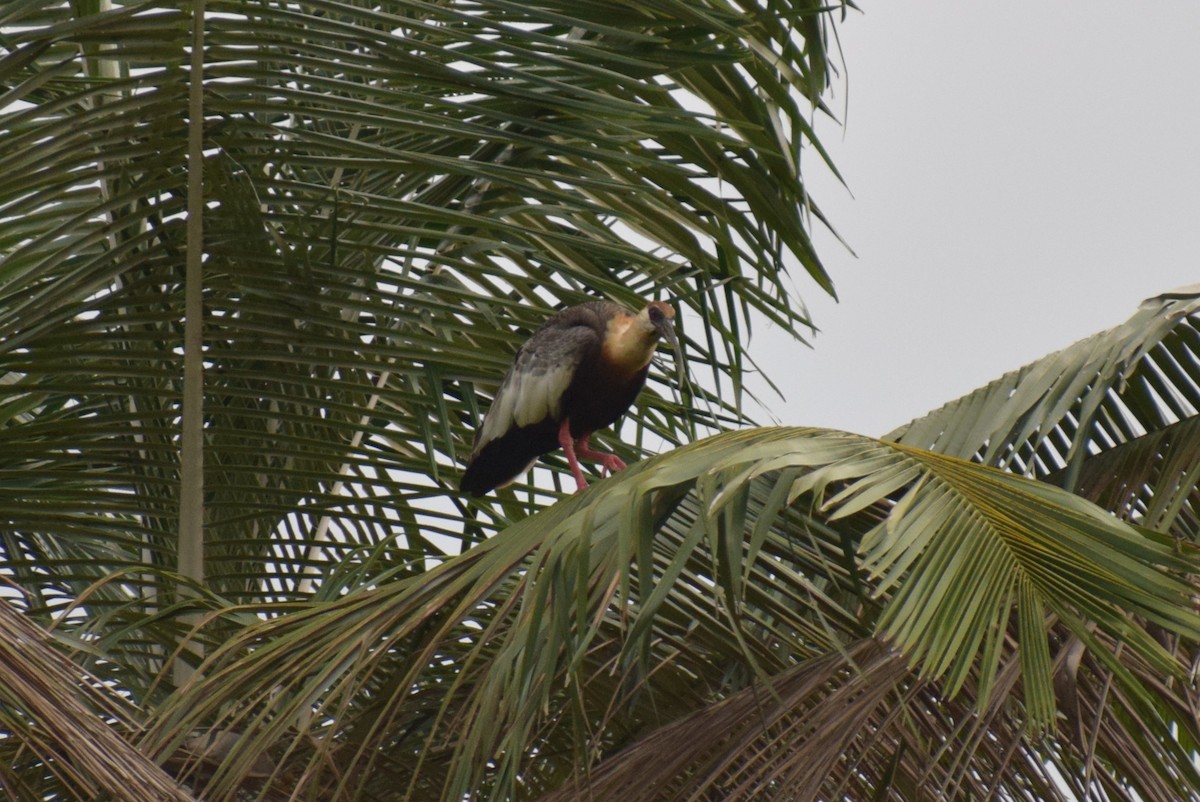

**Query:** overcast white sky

left=755, top=1, right=1200, bottom=436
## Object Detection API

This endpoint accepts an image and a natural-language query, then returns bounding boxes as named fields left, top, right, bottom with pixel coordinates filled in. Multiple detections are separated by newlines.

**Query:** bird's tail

left=460, top=422, right=558, bottom=496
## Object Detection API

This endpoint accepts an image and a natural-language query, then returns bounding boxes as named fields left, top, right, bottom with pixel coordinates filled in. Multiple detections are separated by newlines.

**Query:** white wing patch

left=472, top=324, right=598, bottom=456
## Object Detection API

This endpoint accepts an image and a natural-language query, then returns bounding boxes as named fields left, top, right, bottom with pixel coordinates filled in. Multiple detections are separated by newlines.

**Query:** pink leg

left=558, top=418, right=589, bottom=492
left=575, top=434, right=627, bottom=477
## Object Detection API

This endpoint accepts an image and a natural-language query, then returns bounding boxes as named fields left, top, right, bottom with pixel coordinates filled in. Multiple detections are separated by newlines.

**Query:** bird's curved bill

left=659, top=320, right=683, bottom=388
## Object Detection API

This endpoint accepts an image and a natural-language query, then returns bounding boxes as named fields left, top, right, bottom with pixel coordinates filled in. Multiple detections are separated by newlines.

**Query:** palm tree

left=2, top=1, right=1198, bottom=801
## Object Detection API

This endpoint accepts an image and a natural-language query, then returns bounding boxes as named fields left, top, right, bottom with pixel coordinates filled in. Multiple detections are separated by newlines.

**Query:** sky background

left=754, top=1, right=1200, bottom=436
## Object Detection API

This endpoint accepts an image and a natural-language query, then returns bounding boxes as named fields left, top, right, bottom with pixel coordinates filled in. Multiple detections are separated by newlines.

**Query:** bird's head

left=604, top=300, right=679, bottom=374
left=640, top=300, right=677, bottom=351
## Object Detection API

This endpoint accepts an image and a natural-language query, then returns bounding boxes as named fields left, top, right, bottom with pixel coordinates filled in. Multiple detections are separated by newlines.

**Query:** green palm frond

left=890, top=287, right=1200, bottom=524
left=142, top=428, right=1200, bottom=801
left=2, top=0, right=846, bottom=797
left=10, top=1, right=1200, bottom=801
left=0, top=0, right=841, bottom=631
left=881, top=287, right=1200, bottom=801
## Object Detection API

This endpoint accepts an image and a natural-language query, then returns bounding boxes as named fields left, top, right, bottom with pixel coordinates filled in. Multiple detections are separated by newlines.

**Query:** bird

left=460, top=299, right=677, bottom=496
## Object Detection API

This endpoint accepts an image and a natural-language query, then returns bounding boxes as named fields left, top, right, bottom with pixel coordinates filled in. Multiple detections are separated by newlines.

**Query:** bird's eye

left=648, top=305, right=664, bottom=323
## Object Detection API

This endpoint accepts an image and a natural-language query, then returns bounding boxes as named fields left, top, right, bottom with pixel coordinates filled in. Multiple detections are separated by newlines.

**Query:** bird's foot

left=596, top=453, right=627, bottom=477
left=574, top=435, right=627, bottom=477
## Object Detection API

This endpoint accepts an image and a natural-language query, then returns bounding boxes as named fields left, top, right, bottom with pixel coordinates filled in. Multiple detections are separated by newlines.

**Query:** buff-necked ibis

left=460, top=299, right=677, bottom=496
